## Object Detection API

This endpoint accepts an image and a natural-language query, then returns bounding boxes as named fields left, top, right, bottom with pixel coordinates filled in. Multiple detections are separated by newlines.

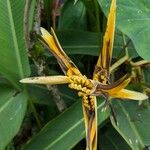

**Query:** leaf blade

left=111, top=100, right=150, bottom=150
left=98, top=0, right=150, bottom=60
left=0, top=0, right=30, bottom=88
left=0, top=86, right=27, bottom=149
left=23, top=100, right=109, bottom=150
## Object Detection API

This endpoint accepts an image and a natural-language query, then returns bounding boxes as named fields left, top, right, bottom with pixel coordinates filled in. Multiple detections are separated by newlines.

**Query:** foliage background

left=0, top=0, right=149, bottom=149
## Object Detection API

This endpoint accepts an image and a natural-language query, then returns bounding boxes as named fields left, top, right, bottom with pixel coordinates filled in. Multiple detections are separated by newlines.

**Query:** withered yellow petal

left=40, top=27, right=80, bottom=76
left=91, top=75, right=131, bottom=96
left=20, top=76, right=69, bottom=85
left=82, top=96, right=97, bottom=150
left=105, top=76, right=130, bottom=95
left=100, top=0, right=116, bottom=70
left=111, top=89, right=148, bottom=100
left=94, top=0, right=116, bottom=79
left=40, top=27, right=61, bottom=55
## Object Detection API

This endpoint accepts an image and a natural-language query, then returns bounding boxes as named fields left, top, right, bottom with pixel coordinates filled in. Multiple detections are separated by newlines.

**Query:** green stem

left=110, top=54, right=128, bottom=73
left=28, top=97, right=42, bottom=129
left=110, top=33, right=129, bottom=72
left=122, top=33, right=129, bottom=57
left=130, top=60, right=150, bottom=67
left=6, top=141, right=15, bottom=150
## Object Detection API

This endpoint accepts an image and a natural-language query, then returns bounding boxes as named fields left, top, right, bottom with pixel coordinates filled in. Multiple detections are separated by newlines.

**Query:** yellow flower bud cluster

left=68, top=75, right=95, bottom=110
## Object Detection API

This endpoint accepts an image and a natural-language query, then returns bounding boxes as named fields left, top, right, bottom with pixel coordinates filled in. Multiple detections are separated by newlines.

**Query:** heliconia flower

left=20, top=0, right=148, bottom=149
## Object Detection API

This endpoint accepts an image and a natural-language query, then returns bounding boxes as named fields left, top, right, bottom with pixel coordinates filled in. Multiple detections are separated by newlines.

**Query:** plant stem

left=6, top=141, right=15, bottom=150
left=28, top=98, right=42, bottom=129
left=110, top=33, right=129, bottom=72
left=122, top=33, right=129, bottom=57
left=130, top=60, right=150, bottom=67
left=110, top=55, right=129, bottom=73
left=32, top=58, right=67, bottom=112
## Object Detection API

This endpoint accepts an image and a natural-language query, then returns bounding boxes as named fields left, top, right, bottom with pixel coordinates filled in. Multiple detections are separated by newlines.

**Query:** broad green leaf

left=98, top=0, right=150, bottom=60
left=44, top=30, right=137, bottom=58
left=27, top=84, right=77, bottom=106
left=58, top=30, right=100, bottom=56
left=80, top=0, right=100, bottom=32
left=0, top=85, right=27, bottom=149
left=100, top=126, right=131, bottom=150
left=113, top=30, right=138, bottom=59
left=43, top=0, right=53, bottom=29
left=0, top=0, right=30, bottom=89
left=23, top=99, right=109, bottom=150
left=58, top=85, right=78, bottom=106
left=111, top=100, right=150, bottom=150
left=58, top=0, right=87, bottom=30
left=27, top=85, right=54, bottom=106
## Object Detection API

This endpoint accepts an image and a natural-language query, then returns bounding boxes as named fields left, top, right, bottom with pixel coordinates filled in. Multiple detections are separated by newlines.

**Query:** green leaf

left=44, top=29, right=138, bottom=58
left=27, top=85, right=54, bottom=106
left=43, top=0, right=53, bottom=29
left=58, top=0, right=87, bottom=30
left=80, top=0, right=100, bottom=32
left=27, top=84, right=77, bottom=106
left=57, top=30, right=100, bottom=56
left=0, top=0, right=30, bottom=89
left=111, top=100, right=150, bottom=150
left=100, top=126, right=131, bottom=150
left=28, top=0, right=37, bottom=31
left=113, top=30, right=138, bottom=59
left=98, top=0, right=150, bottom=60
left=23, top=100, right=109, bottom=150
left=0, top=85, right=27, bottom=149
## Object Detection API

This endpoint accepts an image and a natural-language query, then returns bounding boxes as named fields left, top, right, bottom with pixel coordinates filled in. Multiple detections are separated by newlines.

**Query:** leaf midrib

left=0, top=96, right=14, bottom=113
left=7, top=0, right=24, bottom=78
left=45, top=118, right=83, bottom=150
left=44, top=101, right=105, bottom=149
